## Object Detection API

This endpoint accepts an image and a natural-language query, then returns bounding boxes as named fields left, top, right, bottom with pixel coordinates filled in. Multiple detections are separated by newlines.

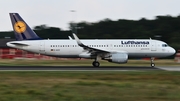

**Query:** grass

left=0, top=59, right=179, bottom=100
left=0, top=71, right=179, bottom=101
left=0, top=59, right=179, bottom=66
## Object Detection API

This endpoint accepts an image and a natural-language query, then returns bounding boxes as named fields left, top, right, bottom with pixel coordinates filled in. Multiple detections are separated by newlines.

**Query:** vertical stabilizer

left=9, top=13, right=41, bottom=41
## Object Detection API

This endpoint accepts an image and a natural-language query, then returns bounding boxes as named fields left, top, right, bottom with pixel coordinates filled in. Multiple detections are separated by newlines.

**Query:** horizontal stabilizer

left=10, top=42, right=29, bottom=46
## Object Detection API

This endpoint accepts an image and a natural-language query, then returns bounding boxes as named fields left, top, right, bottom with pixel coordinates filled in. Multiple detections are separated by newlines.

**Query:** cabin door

left=39, top=42, right=46, bottom=54
left=151, top=41, right=156, bottom=51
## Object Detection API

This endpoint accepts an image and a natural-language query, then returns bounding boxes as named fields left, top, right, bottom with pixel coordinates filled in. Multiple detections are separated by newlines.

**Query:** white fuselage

left=7, top=39, right=175, bottom=59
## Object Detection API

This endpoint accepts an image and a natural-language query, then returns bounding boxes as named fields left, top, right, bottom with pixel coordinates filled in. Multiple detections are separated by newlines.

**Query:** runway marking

left=0, top=66, right=179, bottom=71
left=0, top=70, right=139, bottom=72
left=157, top=67, right=180, bottom=71
left=0, top=66, right=164, bottom=71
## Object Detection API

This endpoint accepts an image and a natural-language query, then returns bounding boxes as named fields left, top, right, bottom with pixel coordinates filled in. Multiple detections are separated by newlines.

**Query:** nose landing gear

left=151, top=57, right=155, bottom=67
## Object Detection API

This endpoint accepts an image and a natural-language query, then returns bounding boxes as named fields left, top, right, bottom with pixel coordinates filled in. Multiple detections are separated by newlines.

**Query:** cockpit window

left=162, top=44, right=168, bottom=47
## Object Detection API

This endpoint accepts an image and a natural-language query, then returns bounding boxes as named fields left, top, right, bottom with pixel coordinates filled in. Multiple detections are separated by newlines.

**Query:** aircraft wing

left=73, top=34, right=110, bottom=54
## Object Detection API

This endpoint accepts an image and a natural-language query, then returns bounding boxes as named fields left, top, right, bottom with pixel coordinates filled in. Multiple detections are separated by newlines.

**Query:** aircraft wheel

left=92, top=61, right=100, bottom=67
left=151, top=63, right=155, bottom=67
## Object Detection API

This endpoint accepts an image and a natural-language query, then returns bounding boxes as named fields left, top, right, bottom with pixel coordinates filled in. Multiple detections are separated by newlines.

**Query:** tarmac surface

left=0, top=66, right=179, bottom=71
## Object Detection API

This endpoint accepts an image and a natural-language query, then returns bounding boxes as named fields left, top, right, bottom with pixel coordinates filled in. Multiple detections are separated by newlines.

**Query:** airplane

left=7, top=13, right=176, bottom=67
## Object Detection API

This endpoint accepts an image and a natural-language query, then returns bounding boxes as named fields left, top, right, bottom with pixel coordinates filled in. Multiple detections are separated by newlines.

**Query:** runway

left=0, top=66, right=178, bottom=71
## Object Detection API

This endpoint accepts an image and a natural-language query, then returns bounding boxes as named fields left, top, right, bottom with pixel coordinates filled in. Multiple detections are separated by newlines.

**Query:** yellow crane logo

left=14, top=21, right=26, bottom=34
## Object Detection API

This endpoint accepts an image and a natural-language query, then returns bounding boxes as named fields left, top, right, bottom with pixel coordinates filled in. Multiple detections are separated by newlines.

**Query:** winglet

left=68, top=36, right=73, bottom=40
left=72, top=33, right=109, bottom=53
left=72, top=33, right=84, bottom=46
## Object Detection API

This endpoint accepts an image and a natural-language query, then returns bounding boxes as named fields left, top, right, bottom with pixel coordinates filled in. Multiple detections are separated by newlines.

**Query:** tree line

left=1, top=15, right=180, bottom=50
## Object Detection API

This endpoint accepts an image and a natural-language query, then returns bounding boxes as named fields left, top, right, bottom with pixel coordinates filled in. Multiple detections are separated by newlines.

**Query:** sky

left=0, top=0, right=180, bottom=31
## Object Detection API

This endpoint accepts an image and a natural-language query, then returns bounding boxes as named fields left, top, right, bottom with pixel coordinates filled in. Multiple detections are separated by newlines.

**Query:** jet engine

left=107, top=52, right=128, bottom=63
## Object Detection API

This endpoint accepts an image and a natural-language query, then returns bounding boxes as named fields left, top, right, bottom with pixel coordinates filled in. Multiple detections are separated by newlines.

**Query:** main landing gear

left=92, top=61, right=100, bottom=67
left=92, top=56, right=100, bottom=67
left=150, top=57, right=155, bottom=67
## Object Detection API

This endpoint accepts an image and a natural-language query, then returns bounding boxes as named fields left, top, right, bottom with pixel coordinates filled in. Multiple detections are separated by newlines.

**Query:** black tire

left=92, top=61, right=100, bottom=67
left=151, top=63, right=155, bottom=67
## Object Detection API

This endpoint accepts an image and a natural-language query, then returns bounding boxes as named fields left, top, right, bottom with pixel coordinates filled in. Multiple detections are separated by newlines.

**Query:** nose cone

left=170, top=47, right=176, bottom=55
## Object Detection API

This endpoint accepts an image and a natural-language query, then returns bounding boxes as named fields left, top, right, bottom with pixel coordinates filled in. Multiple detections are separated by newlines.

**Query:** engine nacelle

left=108, top=52, right=128, bottom=63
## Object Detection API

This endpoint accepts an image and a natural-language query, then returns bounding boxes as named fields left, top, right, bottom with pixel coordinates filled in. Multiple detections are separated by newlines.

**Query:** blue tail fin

left=9, top=13, right=42, bottom=41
